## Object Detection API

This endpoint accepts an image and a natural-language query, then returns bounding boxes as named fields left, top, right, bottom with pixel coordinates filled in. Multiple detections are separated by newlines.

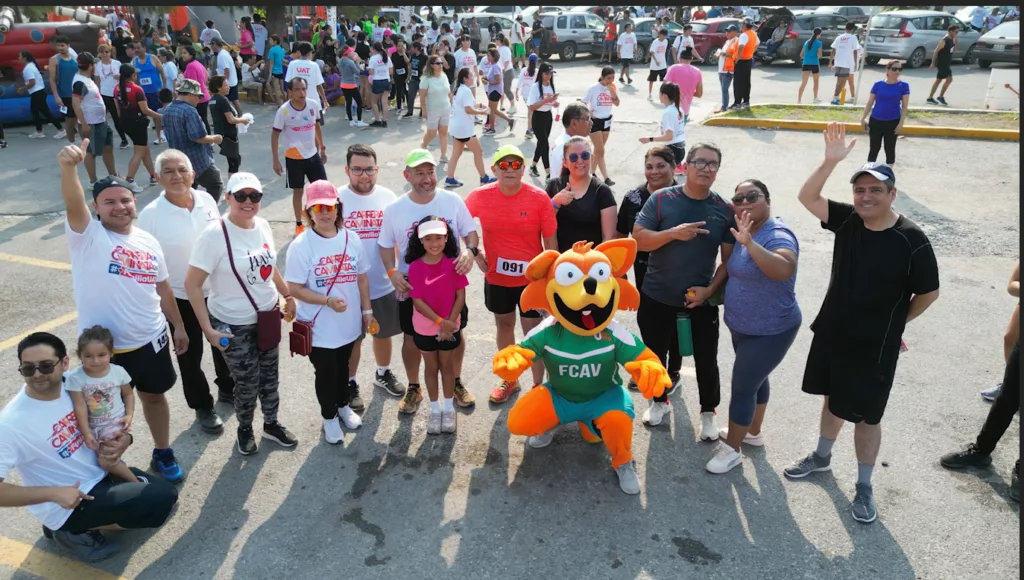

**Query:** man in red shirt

left=465, top=144, right=558, bottom=404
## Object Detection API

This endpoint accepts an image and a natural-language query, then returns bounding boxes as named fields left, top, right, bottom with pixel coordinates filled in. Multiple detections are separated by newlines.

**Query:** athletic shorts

left=590, top=116, right=612, bottom=133
left=400, top=296, right=468, bottom=336
left=487, top=90, right=502, bottom=102
left=61, top=95, right=76, bottom=117
left=358, top=291, right=403, bottom=340
left=668, top=142, right=685, bottom=165
left=123, top=117, right=149, bottom=146
left=620, top=58, right=632, bottom=68
left=86, top=122, right=114, bottom=154
left=228, top=85, right=239, bottom=101
left=427, top=108, right=451, bottom=130
left=647, top=68, right=666, bottom=82
left=144, top=92, right=163, bottom=112
left=936, top=66, right=952, bottom=80
left=285, top=154, right=327, bottom=190
left=111, top=335, right=177, bottom=395
left=484, top=282, right=542, bottom=318
left=513, top=43, right=526, bottom=58
left=454, top=135, right=472, bottom=143
left=372, top=79, right=391, bottom=94
left=802, top=64, right=820, bottom=74
left=801, top=334, right=901, bottom=425
left=603, top=39, right=616, bottom=52
left=273, top=72, right=285, bottom=81
left=413, top=329, right=462, bottom=352
left=834, top=66, right=851, bottom=78
left=546, top=382, right=635, bottom=425
left=532, top=38, right=542, bottom=48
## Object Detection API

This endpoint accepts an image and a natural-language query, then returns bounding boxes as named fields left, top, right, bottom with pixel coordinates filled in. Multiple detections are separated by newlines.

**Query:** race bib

left=497, top=257, right=528, bottom=276
left=411, top=69, right=420, bottom=77
left=152, top=332, right=169, bottom=353
left=140, top=77, right=152, bottom=86
left=396, top=68, right=406, bottom=75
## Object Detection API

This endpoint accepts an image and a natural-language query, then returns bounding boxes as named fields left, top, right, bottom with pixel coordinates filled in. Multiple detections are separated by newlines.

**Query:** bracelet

left=435, top=316, right=444, bottom=325
left=362, top=309, right=373, bottom=315
left=551, top=199, right=561, bottom=209
left=387, top=268, right=397, bottom=277
left=283, top=295, right=293, bottom=300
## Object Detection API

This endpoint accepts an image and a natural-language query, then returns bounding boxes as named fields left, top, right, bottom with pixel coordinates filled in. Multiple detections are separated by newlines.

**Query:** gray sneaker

left=851, top=483, right=877, bottom=523
left=196, top=407, right=224, bottom=434
left=441, top=410, right=457, bottom=433
left=615, top=461, right=641, bottom=495
left=51, top=530, right=120, bottom=562
left=783, top=451, right=832, bottom=479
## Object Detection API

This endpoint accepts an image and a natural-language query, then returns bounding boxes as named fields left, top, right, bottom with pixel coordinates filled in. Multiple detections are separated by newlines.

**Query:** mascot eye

left=554, top=263, right=585, bottom=286
left=588, top=263, right=611, bottom=282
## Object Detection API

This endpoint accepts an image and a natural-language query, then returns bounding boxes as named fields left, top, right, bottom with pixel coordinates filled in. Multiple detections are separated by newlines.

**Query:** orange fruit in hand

left=367, top=321, right=380, bottom=335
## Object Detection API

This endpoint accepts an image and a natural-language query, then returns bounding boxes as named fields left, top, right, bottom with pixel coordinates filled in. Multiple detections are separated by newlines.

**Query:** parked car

left=538, top=10, right=605, bottom=61
left=379, top=8, right=424, bottom=27
left=689, top=17, right=746, bottom=65
left=975, top=19, right=1020, bottom=66
left=455, top=12, right=516, bottom=49
left=519, top=6, right=569, bottom=24
left=864, top=10, right=980, bottom=68
left=815, top=6, right=870, bottom=24
left=612, top=16, right=684, bottom=62
left=955, top=6, right=1015, bottom=27
left=475, top=6, right=528, bottom=16
left=754, top=7, right=849, bottom=65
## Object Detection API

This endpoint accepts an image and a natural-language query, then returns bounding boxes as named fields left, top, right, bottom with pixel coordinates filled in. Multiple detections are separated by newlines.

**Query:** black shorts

left=111, top=335, right=177, bottom=395
left=60, top=96, right=76, bottom=117
left=488, top=90, right=502, bottom=102
left=484, top=282, right=542, bottom=318
left=228, top=85, right=239, bottom=101
left=399, top=296, right=468, bottom=336
left=285, top=154, right=327, bottom=190
left=668, top=142, right=685, bottom=165
left=413, top=329, right=462, bottom=352
left=936, top=66, right=952, bottom=80
left=590, top=116, right=612, bottom=133
left=455, top=135, right=472, bottom=143
left=273, top=72, right=285, bottom=81
left=123, top=118, right=149, bottom=146
left=620, top=58, right=632, bottom=68
left=801, top=334, right=901, bottom=425
left=802, top=64, right=820, bottom=74
left=647, top=68, right=666, bottom=82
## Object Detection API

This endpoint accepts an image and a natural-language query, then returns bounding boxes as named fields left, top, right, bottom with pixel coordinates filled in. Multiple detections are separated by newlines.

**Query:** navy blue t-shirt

left=870, top=80, right=910, bottom=121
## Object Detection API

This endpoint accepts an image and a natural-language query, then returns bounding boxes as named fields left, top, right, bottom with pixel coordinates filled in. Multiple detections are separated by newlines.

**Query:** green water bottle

left=676, top=313, right=694, bottom=357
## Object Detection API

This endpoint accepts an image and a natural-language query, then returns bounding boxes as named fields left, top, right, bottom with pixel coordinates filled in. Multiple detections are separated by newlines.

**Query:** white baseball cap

left=226, top=172, right=263, bottom=194
left=417, top=219, right=448, bottom=238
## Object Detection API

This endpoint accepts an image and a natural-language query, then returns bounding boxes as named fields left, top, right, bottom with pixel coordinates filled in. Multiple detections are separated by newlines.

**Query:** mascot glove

left=493, top=345, right=536, bottom=383
left=624, top=360, right=670, bottom=399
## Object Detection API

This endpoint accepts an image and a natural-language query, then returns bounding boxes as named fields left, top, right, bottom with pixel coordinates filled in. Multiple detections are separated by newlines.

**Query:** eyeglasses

left=689, top=159, right=721, bottom=172
left=432, top=61, right=443, bottom=65
left=19, top=360, right=59, bottom=377
left=567, top=151, right=592, bottom=163
left=348, top=166, right=378, bottom=176
left=732, top=192, right=762, bottom=205
left=310, top=203, right=338, bottom=213
left=497, top=160, right=524, bottom=171
left=231, top=191, right=264, bottom=203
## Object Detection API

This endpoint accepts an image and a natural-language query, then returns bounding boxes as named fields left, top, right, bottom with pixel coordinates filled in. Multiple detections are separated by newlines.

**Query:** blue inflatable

left=0, top=81, right=64, bottom=125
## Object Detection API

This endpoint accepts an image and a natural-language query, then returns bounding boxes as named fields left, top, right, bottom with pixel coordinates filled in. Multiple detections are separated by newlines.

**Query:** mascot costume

left=492, top=239, right=670, bottom=495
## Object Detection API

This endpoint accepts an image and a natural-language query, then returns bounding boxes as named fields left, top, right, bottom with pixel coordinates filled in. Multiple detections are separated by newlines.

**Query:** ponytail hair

left=806, top=27, right=822, bottom=50
left=19, top=50, right=36, bottom=65
left=660, top=81, right=682, bottom=120
left=372, top=41, right=388, bottom=63
left=527, top=57, right=536, bottom=76
left=118, top=63, right=136, bottom=107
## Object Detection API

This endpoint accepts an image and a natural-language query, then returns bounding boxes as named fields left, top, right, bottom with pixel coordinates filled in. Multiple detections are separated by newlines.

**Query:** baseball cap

left=725, top=24, right=739, bottom=32
left=226, top=172, right=263, bottom=194
left=176, top=78, right=203, bottom=96
left=405, top=148, right=437, bottom=168
left=493, top=144, right=525, bottom=166
left=538, top=62, right=555, bottom=75
left=850, top=162, right=896, bottom=185
left=528, top=53, right=538, bottom=62
left=417, top=219, right=448, bottom=238
left=304, top=180, right=340, bottom=209
left=91, top=175, right=135, bottom=199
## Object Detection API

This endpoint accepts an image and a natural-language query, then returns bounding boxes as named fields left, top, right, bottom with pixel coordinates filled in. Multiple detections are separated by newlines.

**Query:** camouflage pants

left=211, top=316, right=280, bottom=427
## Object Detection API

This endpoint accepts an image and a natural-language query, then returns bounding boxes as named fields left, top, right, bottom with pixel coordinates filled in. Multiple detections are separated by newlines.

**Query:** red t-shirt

left=113, top=81, right=147, bottom=121
left=465, top=182, right=557, bottom=287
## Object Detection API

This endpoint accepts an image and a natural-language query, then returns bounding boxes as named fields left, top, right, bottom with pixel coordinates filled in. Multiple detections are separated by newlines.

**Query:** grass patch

left=720, top=104, right=1020, bottom=130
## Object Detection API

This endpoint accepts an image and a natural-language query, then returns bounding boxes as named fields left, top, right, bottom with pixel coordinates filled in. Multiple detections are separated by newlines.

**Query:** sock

left=376, top=366, right=389, bottom=376
left=430, top=400, right=442, bottom=412
left=815, top=436, right=836, bottom=458
left=348, top=376, right=356, bottom=383
left=443, top=397, right=454, bottom=412
left=857, top=462, right=874, bottom=486
left=296, top=221, right=302, bottom=226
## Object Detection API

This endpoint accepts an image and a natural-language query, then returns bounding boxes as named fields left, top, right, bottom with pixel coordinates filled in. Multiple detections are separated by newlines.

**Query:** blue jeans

left=766, top=40, right=782, bottom=56
left=719, top=73, right=733, bottom=111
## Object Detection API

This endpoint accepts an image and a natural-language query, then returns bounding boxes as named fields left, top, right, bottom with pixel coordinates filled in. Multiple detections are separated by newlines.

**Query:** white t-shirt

left=64, top=364, right=132, bottom=428
left=971, top=6, right=987, bottom=27
left=453, top=48, right=478, bottom=73
left=378, top=190, right=477, bottom=276
left=673, top=35, right=694, bottom=60
left=189, top=218, right=279, bottom=326
left=830, top=33, right=861, bottom=70
left=453, top=21, right=463, bottom=36
left=369, top=54, right=393, bottom=81
left=285, top=57, right=325, bottom=89
left=284, top=228, right=367, bottom=348
left=426, top=28, right=439, bottom=46
left=498, top=45, right=513, bottom=71
left=137, top=189, right=222, bottom=300
left=340, top=184, right=398, bottom=299
left=511, top=21, right=525, bottom=44
left=273, top=99, right=322, bottom=160
left=518, top=68, right=536, bottom=98
left=162, top=61, right=179, bottom=87
left=252, top=23, right=268, bottom=56
left=200, top=27, right=221, bottom=46
left=106, top=12, right=117, bottom=31
left=660, top=104, right=685, bottom=145
left=449, top=84, right=478, bottom=139
left=549, top=131, right=572, bottom=175
left=617, top=32, right=638, bottom=59
left=527, top=81, right=555, bottom=112
left=216, top=49, right=238, bottom=87
left=0, top=388, right=107, bottom=531
left=649, top=38, right=669, bottom=70
left=582, top=83, right=616, bottom=119
left=67, top=220, right=169, bottom=350
left=22, top=62, right=46, bottom=95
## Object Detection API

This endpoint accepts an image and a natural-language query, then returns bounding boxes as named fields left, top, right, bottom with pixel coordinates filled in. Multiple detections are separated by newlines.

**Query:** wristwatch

left=467, top=246, right=479, bottom=257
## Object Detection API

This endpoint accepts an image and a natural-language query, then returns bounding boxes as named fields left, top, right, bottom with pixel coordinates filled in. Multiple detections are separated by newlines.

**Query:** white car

left=474, top=6, right=528, bottom=16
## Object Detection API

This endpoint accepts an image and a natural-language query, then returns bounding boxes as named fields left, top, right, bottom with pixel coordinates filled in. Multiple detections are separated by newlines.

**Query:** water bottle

left=219, top=337, right=230, bottom=348
left=676, top=313, right=694, bottom=357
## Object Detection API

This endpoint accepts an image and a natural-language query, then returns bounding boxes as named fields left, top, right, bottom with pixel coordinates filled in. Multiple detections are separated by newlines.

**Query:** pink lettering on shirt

left=344, top=210, right=385, bottom=239
left=108, top=245, right=159, bottom=284
left=50, top=411, right=85, bottom=459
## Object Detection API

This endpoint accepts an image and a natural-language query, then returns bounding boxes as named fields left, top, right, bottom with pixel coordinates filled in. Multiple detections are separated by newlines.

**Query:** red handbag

left=221, top=220, right=282, bottom=352
left=288, top=232, right=348, bottom=357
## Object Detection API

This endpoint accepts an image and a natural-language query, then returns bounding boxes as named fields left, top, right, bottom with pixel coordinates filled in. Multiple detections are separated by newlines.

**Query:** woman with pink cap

left=284, top=180, right=378, bottom=444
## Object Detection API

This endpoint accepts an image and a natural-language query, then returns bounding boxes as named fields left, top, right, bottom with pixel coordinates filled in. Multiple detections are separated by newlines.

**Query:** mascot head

left=520, top=239, right=641, bottom=336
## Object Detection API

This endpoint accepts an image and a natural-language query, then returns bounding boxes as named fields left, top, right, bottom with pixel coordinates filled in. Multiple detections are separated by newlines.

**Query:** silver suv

left=539, top=10, right=605, bottom=60
left=864, top=10, right=981, bottom=67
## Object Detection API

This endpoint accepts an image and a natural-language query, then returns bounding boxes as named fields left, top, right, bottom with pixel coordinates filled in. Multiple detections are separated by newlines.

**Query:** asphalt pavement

left=0, top=58, right=1019, bottom=580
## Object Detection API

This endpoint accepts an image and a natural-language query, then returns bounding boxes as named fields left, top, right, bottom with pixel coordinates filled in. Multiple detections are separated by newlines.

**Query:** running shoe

left=29, top=131, right=46, bottom=139
left=718, top=427, right=765, bottom=447
left=262, top=421, right=298, bottom=447
left=528, top=427, right=558, bottom=448
left=445, top=177, right=464, bottom=187
left=54, top=130, right=67, bottom=139
left=981, top=383, right=1002, bottom=402
left=439, top=155, right=449, bottom=164
left=338, top=405, right=362, bottom=430
left=525, top=129, right=535, bottom=139
left=399, top=385, right=423, bottom=414
left=529, top=164, right=540, bottom=177
left=489, top=380, right=520, bottom=404
left=427, top=409, right=442, bottom=434
left=508, top=119, right=516, bottom=132
left=615, top=461, right=641, bottom=494
left=940, top=443, right=993, bottom=469
left=642, top=401, right=671, bottom=426
left=295, top=224, right=305, bottom=236
left=441, top=409, right=457, bottom=433
left=604, top=177, right=615, bottom=186
left=851, top=483, right=877, bottom=523
left=125, top=179, right=144, bottom=194
left=480, top=175, right=497, bottom=184
left=830, top=98, right=840, bottom=105
left=149, top=175, right=159, bottom=186
left=648, top=94, right=653, bottom=101
left=936, top=97, right=948, bottom=106
left=706, top=443, right=742, bottom=474
left=369, top=120, right=383, bottom=127
left=323, top=417, right=343, bottom=444
left=50, top=529, right=120, bottom=562
left=348, top=379, right=365, bottom=412
left=354, top=120, right=369, bottom=127
left=783, top=451, right=832, bottom=479
left=454, top=378, right=476, bottom=407
left=700, top=412, right=719, bottom=441
left=483, top=127, right=497, bottom=135
left=238, top=425, right=258, bottom=455
left=403, top=112, right=414, bottom=118
left=374, top=369, right=407, bottom=396
left=925, top=97, right=938, bottom=105
left=151, top=448, right=185, bottom=483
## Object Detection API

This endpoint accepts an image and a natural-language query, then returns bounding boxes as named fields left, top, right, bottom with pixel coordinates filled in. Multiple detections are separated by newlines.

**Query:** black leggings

left=394, top=78, right=409, bottom=111
left=225, top=155, right=242, bottom=173
left=59, top=468, right=178, bottom=533
left=309, top=342, right=357, bottom=419
left=976, top=340, right=1020, bottom=456
left=868, top=116, right=899, bottom=165
left=532, top=110, right=552, bottom=170
left=343, top=87, right=363, bottom=121
left=196, top=101, right=211, bottom=134
left=101, top=95, right=127, bottom=141
left=32, top=91, right=64, bottom=133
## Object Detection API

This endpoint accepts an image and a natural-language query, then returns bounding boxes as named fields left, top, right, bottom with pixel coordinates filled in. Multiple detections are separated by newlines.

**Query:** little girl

left=639, top=82, right=686, bottom=173
left=66, top=325, right=138, bottom=482
left=405, top=217, right=468, bottom=436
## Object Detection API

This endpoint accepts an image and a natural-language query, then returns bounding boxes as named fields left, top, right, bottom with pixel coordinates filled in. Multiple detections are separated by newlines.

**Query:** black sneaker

left=374, top=369, right=407, bottom=397
left=403, top=112, right=414, bottom=118
left=925, top=97, right=939, bottom=105
left=51, top=529, right=120, bottom=562
left=936, top=96, right=948, bottom=106
left=263, top=421, right=298, bottom=447
left=237, top=425, right=258, bottom=455
left=940, top=443, right=993, bottom=469
left=381, top=121, right=388, bottom=128
left=508, top=119, right=516, bottom=132
left=369, top=120, right=383, bottom=127
left=529, top=165, right=540, bottom=177
left=348, top=379, right=365, bottom=413
left=604, top=177, right=615, bottom=186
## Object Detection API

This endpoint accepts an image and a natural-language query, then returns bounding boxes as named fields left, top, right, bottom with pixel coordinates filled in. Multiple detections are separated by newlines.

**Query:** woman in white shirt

left=639, top=82, right=686, bottom=168
left=185, top=172, right=298, bottom=456
left=444, top=67, right=496, bottom=189
left=526, top=61, right=558, bottom=179
left=285, top=181, right=375, bottom=443
left=516, top=55, right=538, bottom=138
left=158, top=48, right=178, bottom=91
left=581, top=66, right=620, bottom=186
left=419, top=55, right=453, bottom=164
left=17, top=51, right=65, bottom=139
left=367, top=42, right=393, bottom=127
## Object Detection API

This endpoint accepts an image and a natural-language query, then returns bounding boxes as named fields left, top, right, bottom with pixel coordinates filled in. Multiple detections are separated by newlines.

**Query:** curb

left=702, top=116, right=1020, bottom=141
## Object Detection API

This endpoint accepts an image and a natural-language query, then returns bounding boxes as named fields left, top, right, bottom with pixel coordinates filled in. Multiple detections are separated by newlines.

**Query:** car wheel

left=560, top=42, right=577, bottom=61
left=705, top=52, right=719, bottom=66
left=633, top=43, right=647, bottom=64
left=864, top=56, right=880, bottom=66
left=978, top=58, right=992, bottom=68
left=907, top=47, right=926, bottom=69
left=962, top=44, right=976, bottom=65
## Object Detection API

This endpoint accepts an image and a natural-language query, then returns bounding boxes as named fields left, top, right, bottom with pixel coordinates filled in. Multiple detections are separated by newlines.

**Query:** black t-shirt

left=811, top=199, right=939, bottom=352
left=443, top=53, right=456, bottom=83
left=617, top=180, right=679, bottom=265
left=545, top=176, right=617, bottom=252
left=211, top=93, right=238, bottom=140
left=532, top=20, right=544, bottom=39
left=392, top=52, right=409, bottom=80
left=408, top=52, right=428, bottom=80
left=355, top=42, right=370, bottom=62
left=112, top=37, right=132, bottom=62
left=488, top=22, right=502, bottom=37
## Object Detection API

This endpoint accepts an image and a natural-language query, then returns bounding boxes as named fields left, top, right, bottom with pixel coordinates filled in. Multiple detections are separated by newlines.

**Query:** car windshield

left=869, top=14, right=905, bottom=29
left=985, top=20, right=1020, bottom=37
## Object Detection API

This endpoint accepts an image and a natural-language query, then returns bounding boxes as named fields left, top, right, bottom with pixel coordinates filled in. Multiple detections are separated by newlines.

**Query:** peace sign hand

left=822, top=122, right=856, bottom=163
left=730, top=210, right=754, bottom=247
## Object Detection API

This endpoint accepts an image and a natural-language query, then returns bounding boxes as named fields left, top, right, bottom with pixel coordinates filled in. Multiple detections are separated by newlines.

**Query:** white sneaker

left=54, top=130, right=67, bottom=140
left=355, top=120, right=369, bottom=127
left=29, top=131, right=46, bottom=139
left=615, top=461, right=641, bottom=495
left=528, top=426, right=559, bottom=448
left=700, top=412, right=719, bottom=441
left=427, top=410, right=442, bottom=435
left=338, top=405, right=362, bottom=430
left=647, top=94, right=653, bottom=101
left=349, top=120, right=357, bottom=127
left=718, top=427, right=765, bottom=447
left=705, top=443, right=742, bottom=474
left=508, top=105, right=517, bottom=115
left=323, top=417, right=343, bottom=444
left=439, top=155, right=449, bottom=164
left=813, top=97, right=822, bottom=104
left=441, top=410, right=457, bottom=433
left=642, top=401, right=671, bottom=426
left=126, top=180, right=144, bottom=194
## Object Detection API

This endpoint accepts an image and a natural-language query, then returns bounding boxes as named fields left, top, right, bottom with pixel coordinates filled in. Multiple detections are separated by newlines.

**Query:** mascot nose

left=583, top=276, right=598, bottom=295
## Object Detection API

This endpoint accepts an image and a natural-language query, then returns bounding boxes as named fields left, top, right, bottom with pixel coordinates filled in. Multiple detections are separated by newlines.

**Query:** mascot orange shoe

left=493, top=239, right=670, bottom=495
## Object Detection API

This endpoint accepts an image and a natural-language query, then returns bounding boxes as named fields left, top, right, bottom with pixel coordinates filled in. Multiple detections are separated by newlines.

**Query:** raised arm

left=57, top=140, right=94, bottom=233
left=798, top=123, right=856, bottom=224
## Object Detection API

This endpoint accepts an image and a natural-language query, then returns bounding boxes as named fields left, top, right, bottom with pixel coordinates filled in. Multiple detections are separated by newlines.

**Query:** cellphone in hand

left=60, top=106, right=68, bottom=114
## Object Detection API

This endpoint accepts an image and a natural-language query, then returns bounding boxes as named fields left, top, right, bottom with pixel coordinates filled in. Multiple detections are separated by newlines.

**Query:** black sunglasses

left=732, top=192, right=763, bottom=205
left=19, top=360, right=59, bottom=377
left=231, top=191, right=264, bottom=203
left=888, top=66, right=903, bottom=71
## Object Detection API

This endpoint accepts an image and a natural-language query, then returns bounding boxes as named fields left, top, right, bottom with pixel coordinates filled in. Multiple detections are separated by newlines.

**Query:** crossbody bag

left=221, top=219, right=282, bottom=351
left=288, top=230, right=349, bottom=357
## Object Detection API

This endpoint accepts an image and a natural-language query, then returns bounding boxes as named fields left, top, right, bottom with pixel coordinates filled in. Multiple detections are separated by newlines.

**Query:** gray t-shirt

left=724, top=217, right=801, bottom=336
left=339, top=58, right=361, bottom=86
left=634, top=185, right=736, bottom=307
